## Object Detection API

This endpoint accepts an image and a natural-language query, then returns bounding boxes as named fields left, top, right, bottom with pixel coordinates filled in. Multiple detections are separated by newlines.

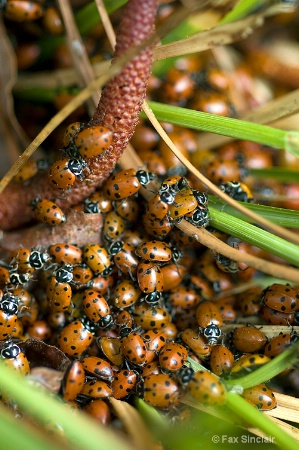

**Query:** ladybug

left=242, top=383, right=277, bottom=411
left=238, top=287, right=262, bottom=317
left=230, top=354, right=271, bottom=376
left=115, top=310, right=134, bottom=333
left=48, top=157, right=86, bottom=190
left=109, top=241, right=140, bottom=278
left=61, top=360, right=85, bottom=401
left=190, top=90, right=233, bottom=117
left=167, top=285, right=200, bottom=310
left=0, top=292, right=20, bottom=315
left=177, top=366, right=195, bottom=387
left=135, top=240, right=172, bottom=263
left=54, top=264, right=74, bottom=284
left=62, top=122, right=84, bottom=148
left=83, top=244, right=111, bottom=275
left=113, top=280, right=142, bottom=309
left=168, top=189, right=198, bottom=220
left=142, top=329, right=166, bottom=354
left=133, top=303, right=171, bottom=330
left=81, top=356, right=114, bottom=382
left=97, top=336, right=124, bottom=367
left=111, top=369, right=138, bottom=399
left=47, top=311, right=67, bottom=330
left=137, top=261, right=164, bottom=294
left=72, top=264, right=94, bottom=286
left=48, top=243, right=83, bottom=266
left=8, top=270, right=31, bottom=286
left=186, top=369, right=226, bottom=406
left=103, top=211, right=126, bottom=241
left=4, top=1, right=44, bottom=22
left=204, top=159, right=249, bottom=184
left=196, top=301, right=223, bottom=345
left=142, top=360, right=161, bottom=378
left=158, top=176, right=190, bottom=201
left=46, top=276, right=72, bottom=312
left=259, top=305, right=295, bottom=326
left=1, top=341, right=30, bottom=375
left=74, top=125, right=113, bottom=159
left=113, top=197, right=140, bottom=222
left=87, top=274, right=114, bottom=295
left=209, top=345, right=234, bottom=376
left=261, top=283, right=299, bottom=313
left=121, top=331, right=147, bottom=366
left=180, top=328, right=211, bottom=360
left=160, top=264, right=186, bottom=292
left=56, top=318, right=95, bottom=357
left=185, top=206, right=209, bottom=228
left=26, top=320, right=51, bottom=340
left=84, top=191, right=113, bottom=214
left=31, top=198, right=66, bottom=226
left=104, top=168, right=155, bottom=200
left=158, top=342, right=188, bottom=373
left=9, top=248, right=50, bottom=274
left=232, top=326, right=267, bottom=353
left=82, top=289, right=113, bottom=328
left=142, top=215, right=173, bottom=239
left=192, top=190, right=209, bottom=207
left=219, top=181, right=253, bottom=202
left=82, top=399, right=111, bottom=425
left=143, top=373, right=182, bottom=409
left=159, top=67, right=195, bottom=105
left=264, top=332, right=299, bottom=359
left=13, top=159, right=49, bottom=183
left=146, top=194, right=169, bottom=221
left=0, top=265, right=11, bottom=284
left=80, top=379, right=112, bottom=399
left=0, top=305, right=18, bottom=340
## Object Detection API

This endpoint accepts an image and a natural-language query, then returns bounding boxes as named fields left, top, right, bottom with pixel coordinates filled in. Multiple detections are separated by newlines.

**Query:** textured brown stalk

left=0, top=0, right=157, bottom=232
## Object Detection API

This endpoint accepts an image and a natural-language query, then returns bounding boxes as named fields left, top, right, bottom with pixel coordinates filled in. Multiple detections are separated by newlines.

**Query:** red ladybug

left=232, top=326, right=267, bottom=353
left=82, top=399, right=111, bottom=425
left=4, top=1, right=44, bottom=22
left=133, top=303, right=171, bottom=330
left=111, top=369, right=138, bottom=399
left=83, top=245, right=111, bottom=275
left=46, top=276, right=72, bottom=312
left=186, top=369, right=226, bottom=406
left=31, top=198, right=66, bottom=226
left=137, top=261, right=164, bottom=294
left=262, top=283, right=299, bottom=313
left=48, top=243, right=83, bottom=266
left=56, top=318, right=95, bottom=357
left=209, top=345, right=234, bottom=376
left=196, top=301, right=223, bottom=345
left=48, top=157, right=86, bottom=190
left=97, top=336, right=124, bottom=367
left=104, top=168, right=155, bottom=200
left=1, top=341, right=30, bottom=375
left=113, top=280, right=142, bottom=309
left=121, top=332, right=147, bottom=366
left=61, top=360, right=85, bottom=401
left=143, top=373, right=182, bottom=409
left=81, top=356, right=114, bottom=382
left=136, top=240, right=172, bottom=263
left=158, top=342, right=188, bottom=373
left=74, top=125, right=113, bottom=159
left=80, top=379, right=112, bottom=399
left=82, top=289, right=113, bottom=328
left=242, top=384, right=277, bottom=411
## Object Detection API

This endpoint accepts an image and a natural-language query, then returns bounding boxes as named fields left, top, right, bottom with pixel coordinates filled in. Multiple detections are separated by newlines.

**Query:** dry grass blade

left=249, top=416, right=299, bottom=441
left=153, top=12, right=264, bottom=61
left=177, top=220, right=299, bottom=283
left=109, top=398, right=157, bottom=450
left=199, top=88, right=299, bottom=149
left=264, top=394, right=299, bottom=424
left=142, top=101, right=299, bottom=246
left=57, top=0, right=99, bottom=112
left=94, top=0, right=116, bottom=49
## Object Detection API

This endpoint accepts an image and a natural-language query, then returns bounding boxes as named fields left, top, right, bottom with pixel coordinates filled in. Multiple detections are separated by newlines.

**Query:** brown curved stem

left=0, top=0, right=157, bottom=231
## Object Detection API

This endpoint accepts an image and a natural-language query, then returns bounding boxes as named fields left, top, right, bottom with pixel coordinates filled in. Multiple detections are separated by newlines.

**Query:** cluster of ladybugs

left=1, top=210, right=298, bottom=418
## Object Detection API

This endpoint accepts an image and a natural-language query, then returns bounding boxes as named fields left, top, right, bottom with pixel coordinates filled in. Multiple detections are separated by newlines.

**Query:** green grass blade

left=209, top=196, right=299, bottom=228
left=0, top=363, right=132, bottom=450
left=146, top=101, right=295, bottom=151
left=208, top=206, right=299, bottom=266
